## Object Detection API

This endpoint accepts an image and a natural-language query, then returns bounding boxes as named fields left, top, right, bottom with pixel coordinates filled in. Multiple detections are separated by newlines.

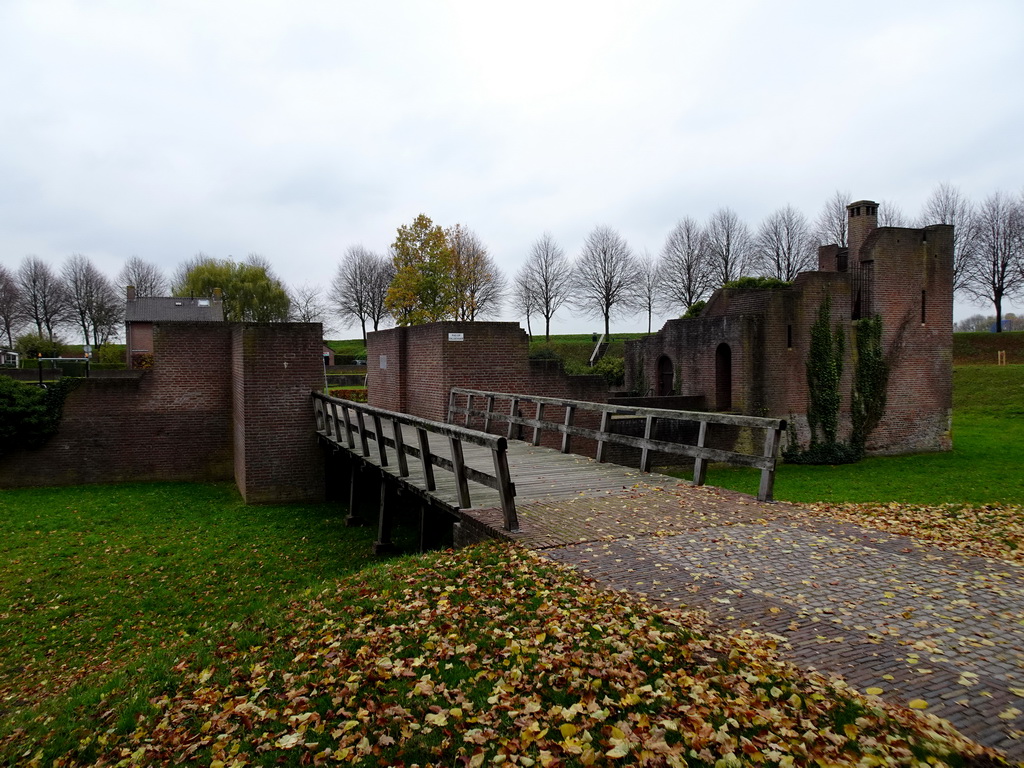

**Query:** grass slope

left=699, top=365, right=1023, bottom=505
left=0, top=483, right=376, bottom=763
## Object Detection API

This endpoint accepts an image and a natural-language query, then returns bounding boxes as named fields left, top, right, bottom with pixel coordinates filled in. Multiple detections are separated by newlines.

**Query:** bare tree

left=0, top=265, right=22, bottom=347
left=171, top=253, right=216, bottom=295
left=659, top=217, right=711, bottom=314
left=62, top=253, right=122, bottom=346
left=812, top=189, right=851, bottom=246
left=289, top=283, right=334, bottom=334
left=510, top=271, right=537, bottom=338
left=704, top=207, right=752, bottom=285
left=966, top=190, right=1024, bottom=332
left=632, top=250, right=660, bottom=334
left=877, top=200, right=908, bottom=228
left=918, top=182, right=980, bottom=295
left=117, top=256, right=168, bottom=297
left=752, top=205, right=815, bottom=281
left=448, top=224, right=506, bottom=321
left=518, top=232, right=574, bottom=341
left=17, top=255, right=70, bottom=340
left=572, top=226, right=637, bottom=338
left=331, top=246, right=394, bottom=341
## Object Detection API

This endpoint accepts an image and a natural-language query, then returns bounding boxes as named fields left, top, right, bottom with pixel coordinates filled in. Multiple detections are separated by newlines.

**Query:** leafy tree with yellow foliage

left=385, top=214, right=458, bottom=325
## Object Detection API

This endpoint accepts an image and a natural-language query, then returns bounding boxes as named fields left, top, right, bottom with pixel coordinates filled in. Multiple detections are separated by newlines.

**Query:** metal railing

left=448, top=387, right=786, bottom=502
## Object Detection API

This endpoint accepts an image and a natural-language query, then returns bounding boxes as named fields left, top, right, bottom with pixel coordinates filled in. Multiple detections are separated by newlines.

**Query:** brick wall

left=0, top=322, right=326, bottom=502
left=232, top=323, right=325, bottom=503
left=367, top=322, right=611, bottom=450
left=859, top=225, right=954, bottom=453
left=622, top=217, right=953, bottom=457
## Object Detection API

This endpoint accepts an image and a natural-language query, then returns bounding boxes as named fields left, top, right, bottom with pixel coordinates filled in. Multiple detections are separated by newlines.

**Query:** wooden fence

left=447, top=388, right=786, bottom=502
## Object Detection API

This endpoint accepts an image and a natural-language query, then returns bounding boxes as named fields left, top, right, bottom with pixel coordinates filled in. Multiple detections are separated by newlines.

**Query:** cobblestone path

left=465, top=480, right=1024, bottom=760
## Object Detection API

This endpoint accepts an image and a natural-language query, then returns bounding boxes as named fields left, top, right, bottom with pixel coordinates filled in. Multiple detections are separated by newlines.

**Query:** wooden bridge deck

left=322, top=421, right=656, bottom=514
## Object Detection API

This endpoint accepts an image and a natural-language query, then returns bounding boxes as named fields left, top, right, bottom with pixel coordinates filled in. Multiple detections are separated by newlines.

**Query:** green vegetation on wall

left=0, top=377, right=77, bottom=456
left=850, top=315, right=889, bottom=449
left=806, top=294, right=844, bottom=446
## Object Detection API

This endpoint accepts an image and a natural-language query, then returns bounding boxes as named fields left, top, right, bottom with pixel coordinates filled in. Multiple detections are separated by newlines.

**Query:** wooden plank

left=693, top=420, right=708, bottom=486
left=561, top=405, right=575, bottom=454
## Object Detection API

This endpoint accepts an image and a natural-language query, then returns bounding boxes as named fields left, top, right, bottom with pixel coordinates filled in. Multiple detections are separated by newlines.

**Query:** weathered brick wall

left=232, top=323, right=326, bottom=503
left=366, top=322, right=610, bottom=451
left=859, top=225, right=954, bottom=453
left=0, top=323, right=235, bottom=486
left=622, top=219, right=953, bottom=457
left=1, top=322, right=327, bottom=501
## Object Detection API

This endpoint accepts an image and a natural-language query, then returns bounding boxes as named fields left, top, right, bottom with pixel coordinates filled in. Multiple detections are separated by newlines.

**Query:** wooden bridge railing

left=447, top=388, right=786, bottom=502
left=313, top=392, right=518, bottom=531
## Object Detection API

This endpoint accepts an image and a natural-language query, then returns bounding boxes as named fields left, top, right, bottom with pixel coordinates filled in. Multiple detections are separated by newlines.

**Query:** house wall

left=0, top=322, right=326, bottom=502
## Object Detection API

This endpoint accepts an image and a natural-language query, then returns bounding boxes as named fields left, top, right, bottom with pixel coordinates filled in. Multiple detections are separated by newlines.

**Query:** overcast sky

left=2, top=0, right=1022, bottom=337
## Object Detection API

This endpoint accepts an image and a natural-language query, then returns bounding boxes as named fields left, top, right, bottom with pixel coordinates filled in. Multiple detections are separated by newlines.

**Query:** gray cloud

left=2, top=0, right=1022, bottom=334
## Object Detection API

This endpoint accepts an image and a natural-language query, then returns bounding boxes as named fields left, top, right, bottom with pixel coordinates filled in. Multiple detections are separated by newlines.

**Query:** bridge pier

left=374, top=480, right=398, bottom=554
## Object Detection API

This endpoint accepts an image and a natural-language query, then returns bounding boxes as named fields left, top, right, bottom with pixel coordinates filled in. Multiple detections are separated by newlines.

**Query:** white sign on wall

left=448, top=332, right=465, bottom=342
left=379, top=354, right=387, bottom=369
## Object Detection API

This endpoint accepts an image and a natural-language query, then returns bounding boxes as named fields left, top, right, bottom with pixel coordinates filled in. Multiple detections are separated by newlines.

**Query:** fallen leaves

left=809, top=501, right=1024, bottom=563
left=39, top=542, right=1002, bottom=766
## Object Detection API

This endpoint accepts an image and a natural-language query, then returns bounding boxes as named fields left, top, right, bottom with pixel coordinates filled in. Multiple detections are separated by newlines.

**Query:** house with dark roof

left=125, top=286, right=224, bottom=368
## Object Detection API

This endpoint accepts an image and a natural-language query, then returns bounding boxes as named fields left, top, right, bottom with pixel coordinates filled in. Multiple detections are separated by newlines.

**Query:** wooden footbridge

left=312, top=388, right=786, bottom=552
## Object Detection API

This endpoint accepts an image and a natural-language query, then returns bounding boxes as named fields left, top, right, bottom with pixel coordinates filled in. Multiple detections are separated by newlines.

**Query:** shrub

left=14, top=333, right=64, bottom=360
left=329, top=387, right=368, bottom=402
left=591, top=356, right=624, bottom=386
left=0, top=378, right=76, bottom=456
left=722, top=276, right=792, bottom=291
left=682, top=300, right=707, bottom=319
left=783, top=439, right=862, bottom=465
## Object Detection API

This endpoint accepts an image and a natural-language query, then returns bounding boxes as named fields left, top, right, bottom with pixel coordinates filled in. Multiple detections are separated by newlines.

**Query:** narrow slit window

left=787, top=324, right=793, bottom=349
left=921, top=289, right=927, bottom=324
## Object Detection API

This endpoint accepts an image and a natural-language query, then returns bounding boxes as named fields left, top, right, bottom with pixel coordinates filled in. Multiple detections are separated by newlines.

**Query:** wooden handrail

left=313, top=392, right=518, bottom=530
left=447, top=387, right=786, bottom=502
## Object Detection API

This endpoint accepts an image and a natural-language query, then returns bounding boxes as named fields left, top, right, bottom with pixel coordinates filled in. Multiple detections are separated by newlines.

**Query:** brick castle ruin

left=625, top=200, right=953, bottom=454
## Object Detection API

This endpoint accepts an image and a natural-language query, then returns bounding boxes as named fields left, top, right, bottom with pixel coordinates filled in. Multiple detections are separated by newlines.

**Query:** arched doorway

left=656, top=355, right=674, bottom=396
left=715, top=343, right=732, bottom=411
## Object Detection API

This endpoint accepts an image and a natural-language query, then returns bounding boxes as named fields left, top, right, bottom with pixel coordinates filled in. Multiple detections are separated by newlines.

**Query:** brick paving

left=462, top=480, right=1024, bottom=761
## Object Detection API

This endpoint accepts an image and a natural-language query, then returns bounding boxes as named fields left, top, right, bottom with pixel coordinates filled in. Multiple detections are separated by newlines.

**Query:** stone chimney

left=847, top=200, right=878, bottom=263
left=126, top=285, right=137, bottom=302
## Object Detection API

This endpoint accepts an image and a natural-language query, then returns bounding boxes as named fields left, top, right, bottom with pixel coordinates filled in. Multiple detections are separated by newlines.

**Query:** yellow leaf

left=865, top=687, right=884, bottom=695
left=606, top=743, right=630, bottom=758
left=908, top=699, right=929, bottom=709
left=560, top=723, right=577, bottom=739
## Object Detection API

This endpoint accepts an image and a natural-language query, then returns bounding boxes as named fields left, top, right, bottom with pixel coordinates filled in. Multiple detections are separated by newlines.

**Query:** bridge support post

left=374, top=476, right=397, bottom=554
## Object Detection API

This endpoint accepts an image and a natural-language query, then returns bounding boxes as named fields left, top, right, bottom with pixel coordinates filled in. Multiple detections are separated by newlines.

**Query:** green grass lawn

left=0, top=483, right=379, bottom=763
left=691, top=365, right=1024, bottom=504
